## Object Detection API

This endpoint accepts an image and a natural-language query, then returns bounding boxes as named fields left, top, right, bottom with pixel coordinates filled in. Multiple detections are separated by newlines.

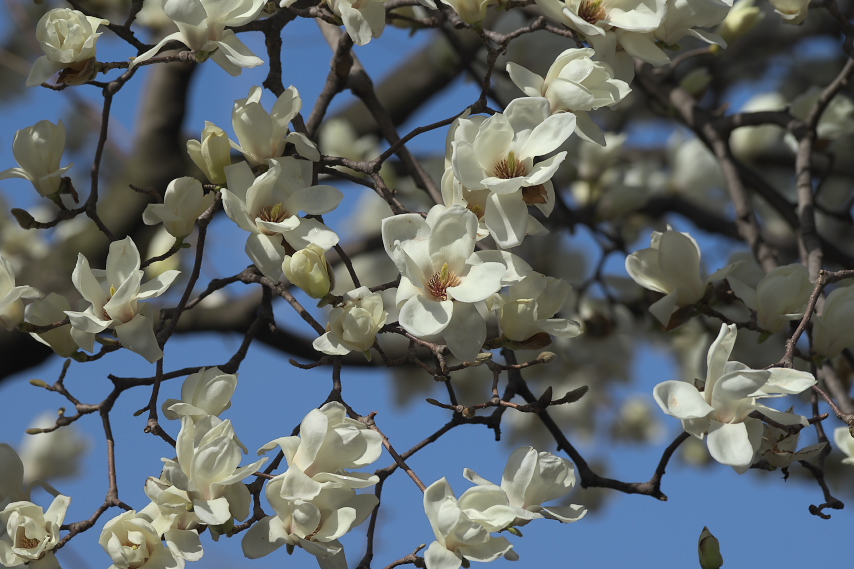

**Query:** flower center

left=18, top=535, right=41, bottom=549
left=493, top=151, right=527, bottom=179
left=427, top=263, right=462, bottom=301
left=577, top=0, right=606, bottom=24
left=257, top=203, right=291, bottom=235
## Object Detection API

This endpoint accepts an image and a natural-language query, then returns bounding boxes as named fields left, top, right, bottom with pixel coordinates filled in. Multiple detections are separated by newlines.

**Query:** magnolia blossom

left=0, top=255, right=41, bottom=331
left=27, top=9, right=108, bottom=86
left=99, top=510, right=183, bottom=569
left=258, top=402, right=383, bottom=485
left=230, top=86, right=318, bottom=166
left=496, top=273, right=582, bottom=345
left=715, top=0, right=763, bottom=44
left=222, top=158, right=342, bottom=279
left=441, top=0, right=493, bottom=24
left=653, top=324, right=817, bottom=470
left=24, top=293, right=77, bottom=357
left=0, top=495, right=70, bottom=569
left=464, top=447, right=586, bottom=526
left=327, top=0, right=387, bottom=45
left=757, top=420, right=825, bottom=469
left=833, top=427, right=854, bottom=466
left=283, top=245, right=332, bottom=299
left=728, top=264, right=811, bottom=333
left=382, top=205, right=510, bottom=361
left=768, top=0, right=809, bottom=24
left=313, top=287, right=387, bottom=356
left=162, top=367, right=238, bottom=422
left=162, top=417, right=266, bottom=526
left=0, top=445, right=26, bottom=511
left=142, top=177, right=216, bottom=238
left=422, top=478, right=515, bottom=569
left=625, top=228, right=735, bottom=326
left=241, top=467, right=378, bottom=566
left=812, top=285, right=854, bottom=358
left=186, top=122, right=232, bottom=185
left=534, top=0, right=669, bottom=68
left=0, top=120, right=72, bottom=198
left=19, top=412, right=88, bottom=483
left=448, top=98, right=575, bottom=248
left=140, top=478, right=204, bottom=562
left=506, top=48, right=630, bottom=145
left=131, top=0, right=266, bottom=75
left=65, top=237, right=179, bottom=363
left=245, top=403, right=381, bottom=566
left=653, top=0, right=732, bottom=49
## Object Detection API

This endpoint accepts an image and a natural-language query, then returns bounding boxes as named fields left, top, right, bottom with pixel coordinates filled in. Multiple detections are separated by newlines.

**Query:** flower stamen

left=577, top=0, right=606, bottom=24
left=427, top=263, right=462, bottom=301
left=493, top=151, right=527, bottom=179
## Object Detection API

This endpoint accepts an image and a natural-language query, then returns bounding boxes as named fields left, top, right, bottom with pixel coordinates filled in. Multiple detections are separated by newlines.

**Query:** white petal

left=399, top=296, right=452, bottom=337
left=652, top=381, right=713, bottom=420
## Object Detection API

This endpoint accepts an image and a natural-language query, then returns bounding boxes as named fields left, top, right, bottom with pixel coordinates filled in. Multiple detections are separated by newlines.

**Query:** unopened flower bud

left=283, top=244, right=332, bottom=299
left=538, top=351, right=556, bottom=363
left=698, top=527, right=723, bottom=569
left=29, top=379, right=49, bottom=388
left=680, top=68, right=712, bottom=98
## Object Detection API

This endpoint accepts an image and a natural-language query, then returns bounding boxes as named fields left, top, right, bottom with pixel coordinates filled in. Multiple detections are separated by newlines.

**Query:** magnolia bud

left=283, top=244, right=332, bottom=299
left=715, top=0, right=763, bottom=44
left=698, top=527, right=724, bottom=569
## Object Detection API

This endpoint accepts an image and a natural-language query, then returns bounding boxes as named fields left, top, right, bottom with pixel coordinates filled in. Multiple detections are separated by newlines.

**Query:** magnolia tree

left=0, top=0, right=853, bottom=567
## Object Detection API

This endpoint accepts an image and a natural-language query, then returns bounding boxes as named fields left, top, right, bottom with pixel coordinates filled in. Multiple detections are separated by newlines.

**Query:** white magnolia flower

left=65, top=237, right=179, bottom=363
left=757, top=420, right=825, bottom=469
left=0, top=255, right=41, bottom=331
left=230, top=86, right=319, bottom=166
left=283, top=244, right=332, bottom=299
left=653, top=0, right=732, bottom=49
left=222, top=158, right=342, bottom=280
left=506, top=48, right=630, bottom=145
left=789, top=87, right=854, bottom=143
left=19, top=412, right=88, bottom=483
left=715, top=0, right=763, bottom=44
left=833, top=427, right=854, bottom=466
left=0, top=495, right=70, bottom=569
left=313, top=287, right=388, bottom=356
left=186, top=122, right=232, bottom=185
left=382, top=205, right=510, bottom=361
left=0, top=445, right=26, bottom=511
left=162, top=367, right=238, bottom=422
left=130, top=0, right=266, bottom=75
left=259, top=402, right=382, bottom=486
left=496, top=272, right=582, bottom=344
left=728, top=264, right=812, bottom=333
left=142, top=177, right=216, bottom=238
left=448, top=98, right=575, bottom=248
left=653, top=324, right=817, bottom=470
left=534, top=0, right=669, bottom=67
left=464, top=447, right=587, bottom=526
left=812, top=285, right=854, bottom=358
left=326, top=0, right=386, bottom=45
left=27, top=9, right=108, bottom=86
left=25, top=293, right=77, bottom=357
left=422, top=478, right=515, bottom=569
left=140, top=478, right=204, bottom=561
left=99, top=510, right=183, bottom=569
left=625, top=227, right=736, bottom=326
left=0, top=120, right=72, bottom=198
left=442, top=0, right=493, bottom=24
left=768, top=0, right=809, bottom=24
left=241, top=466, right=378, bottom=565
left=163, top=417, right=266, bottom=526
